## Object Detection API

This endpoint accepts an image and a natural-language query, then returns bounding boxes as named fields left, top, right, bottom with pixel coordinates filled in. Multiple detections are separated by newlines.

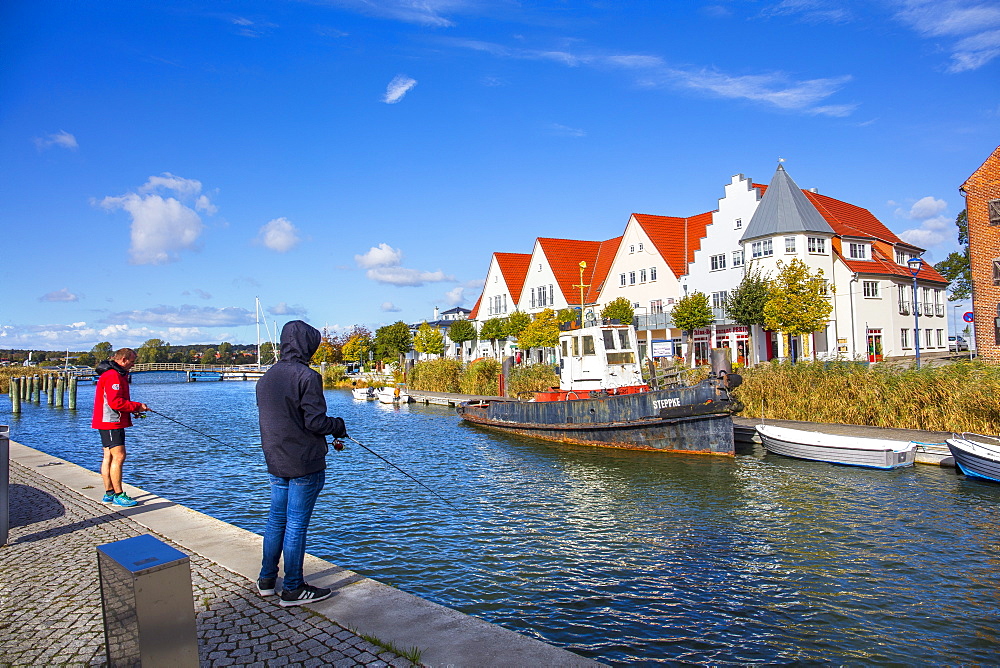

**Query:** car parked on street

left=948, top=335, right=969, bottom=352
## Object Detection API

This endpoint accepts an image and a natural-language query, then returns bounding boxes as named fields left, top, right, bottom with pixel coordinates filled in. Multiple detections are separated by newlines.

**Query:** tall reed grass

left=734, top=360, right=1000, bottom=434
left=1, top=366, right=57, bottom=394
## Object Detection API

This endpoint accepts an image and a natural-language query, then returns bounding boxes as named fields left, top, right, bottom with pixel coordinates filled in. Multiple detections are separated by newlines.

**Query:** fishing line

left=340, top=435, right=458, bottom=510
left=146, top=409, right=259, bottom=457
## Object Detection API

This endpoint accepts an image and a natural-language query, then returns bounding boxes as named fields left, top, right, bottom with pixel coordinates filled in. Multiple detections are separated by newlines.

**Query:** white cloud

left=267, top=302, right=308, bottom=316
left=366, top=266, right=453, bottom=286
left=106, top=305, right=254, bottom=327
left=381, top=302, right=402, bottom=312
left=904, top=196, right=948, bottom=220
left=546, top=123, right=587, bottom=137
left=899, top=228, right=947, bottom=247
left=383, top=75, right=418, bottom=103
left=896, top=195, right=954, bottom=250
left=97, top=173, right=215, bottom=265
left=444, top=287, right=466, bottom=306
left=893, top=0, right=1000, bottom=72
left=355, top=243, right=404, bottom=268
left=33, top=130, right=78, bottom=151
left=256, top=217, right=301, bottom=252
left=318, top=0, right=465, bottom=26
left=38, top=288, right=79, bottom=302
left=181, top=288, right=213, bottom=300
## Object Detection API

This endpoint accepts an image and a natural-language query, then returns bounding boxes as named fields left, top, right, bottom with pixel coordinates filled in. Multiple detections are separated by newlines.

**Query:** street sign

left=963, top=311, right=974, bottom=323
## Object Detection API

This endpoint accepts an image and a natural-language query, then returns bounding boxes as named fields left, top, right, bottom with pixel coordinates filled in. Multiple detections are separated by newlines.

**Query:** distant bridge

left=131, top=363, right=272, bottom=382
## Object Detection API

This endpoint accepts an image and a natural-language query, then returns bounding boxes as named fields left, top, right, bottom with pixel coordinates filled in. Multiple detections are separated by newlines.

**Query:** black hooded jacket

left=256, top=320, right=347, bottom=478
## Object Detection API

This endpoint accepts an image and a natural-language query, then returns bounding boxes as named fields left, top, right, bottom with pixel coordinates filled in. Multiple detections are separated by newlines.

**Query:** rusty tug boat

left=457, top=323, right=743, bottom=455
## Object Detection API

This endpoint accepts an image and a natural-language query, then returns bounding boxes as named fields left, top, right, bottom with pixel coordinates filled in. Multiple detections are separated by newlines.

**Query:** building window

left=650, top=299, right=663, bottom=314
left=785, top=236, right=796, bottom=253
left=815, top=279, right=829, bottom=296
left=733, top=250, right=744, bottom=267
left=650, top=267, right=657, bottom=281
left=638, top=243, right=644, bottom=251
left=712, top=291, right=728, bottom=309
left=937, top=329, right=944, bottom=347
left=849, top=243, right=868, bottom=259
left=538, top=285, right=547, bottom=307
left=620, top=273, right=626, bottom=287
left=752, top=242, right=762, bottom=258
left=735, top=218, right=742, bottom=229
left=530, top=287, right=536, bottom=308
left=990, top=199, right=1000, bottom=226
left=925, top=329, right=932, bottom=347
left=863, top=281, right=880, bottom=298
left=901, top=328, right=910, bottom=349
left=808, top=237, right=826, bottom=254
left=537, top=263, right=542, bottom=272
left=710, top=254, right=726, bottom=271
left=993, top=259, right=1000, bottom=286
left=763, top=239, right=773, bottom=256
left=640, top=269, right=647, bottom=282
left=895, top=250, right=906, bottom=265
left=549, top=284, right=554, bottom=306
left=629, top=271, right=636, bottom=285
left=629, top=244, right=635, bottom=253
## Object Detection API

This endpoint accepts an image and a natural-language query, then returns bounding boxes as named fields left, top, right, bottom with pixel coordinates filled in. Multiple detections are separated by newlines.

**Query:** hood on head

left=279, top=320, right=321, bottom=364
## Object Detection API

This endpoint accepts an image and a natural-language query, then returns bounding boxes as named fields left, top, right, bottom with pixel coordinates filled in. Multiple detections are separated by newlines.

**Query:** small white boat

left=351, top=386, right=377, bottom=401
left=377, top=385, right=409, bottom=404
left=756, top=424, right=917, bottom=469
left=946, top=434, right=1000, bottom=483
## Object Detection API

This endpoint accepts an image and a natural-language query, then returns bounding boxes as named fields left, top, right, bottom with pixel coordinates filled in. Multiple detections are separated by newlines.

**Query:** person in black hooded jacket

left=256, top=320, right=348, bottom=607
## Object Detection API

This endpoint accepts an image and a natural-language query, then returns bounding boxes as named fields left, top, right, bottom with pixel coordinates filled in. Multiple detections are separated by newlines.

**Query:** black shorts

left=99, top=429, right=126, bottom=448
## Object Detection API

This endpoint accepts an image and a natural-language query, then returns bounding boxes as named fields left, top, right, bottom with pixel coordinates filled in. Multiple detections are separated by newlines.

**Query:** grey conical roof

left=740, top=164, right=834, bottom=242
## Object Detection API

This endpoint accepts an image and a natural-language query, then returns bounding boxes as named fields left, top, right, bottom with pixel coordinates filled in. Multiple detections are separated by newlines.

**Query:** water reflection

left=3, top=380, right=999, bottom=663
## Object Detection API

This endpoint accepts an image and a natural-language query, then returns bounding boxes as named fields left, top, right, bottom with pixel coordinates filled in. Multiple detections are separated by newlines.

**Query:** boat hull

left=757, top=425, right=916, bottom=469
left=457, top=381, right=738, bottom=455
left=947, top=438, right=1000, bottom=483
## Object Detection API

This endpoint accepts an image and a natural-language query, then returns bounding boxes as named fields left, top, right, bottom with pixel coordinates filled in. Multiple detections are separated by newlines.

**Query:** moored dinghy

left=756, top=424, right=917, bottom=469
left=946, top=434, right=1000, bottom=483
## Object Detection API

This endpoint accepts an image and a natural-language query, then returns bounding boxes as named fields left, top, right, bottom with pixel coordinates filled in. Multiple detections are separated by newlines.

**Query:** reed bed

left=408, top=358, right=463, bottom=394
left=1, top=366, right=57, bottom=394
left=734, top=360, right=1000, bottom=434
left=506, top=364, right=560, bottom=400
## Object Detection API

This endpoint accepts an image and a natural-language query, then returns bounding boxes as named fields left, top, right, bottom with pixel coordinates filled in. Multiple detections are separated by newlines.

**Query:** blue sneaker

left=113, top=492, right=138, bottom=507
left=102, top=491, right=115, bottom=503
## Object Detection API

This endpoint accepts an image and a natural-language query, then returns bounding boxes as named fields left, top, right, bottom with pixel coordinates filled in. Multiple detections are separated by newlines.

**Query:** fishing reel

left=331, top=438, right=345, bottom=452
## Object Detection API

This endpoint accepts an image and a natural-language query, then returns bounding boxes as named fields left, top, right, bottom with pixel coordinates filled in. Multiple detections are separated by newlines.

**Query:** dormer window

left=849, top=243, right=868, bottom=260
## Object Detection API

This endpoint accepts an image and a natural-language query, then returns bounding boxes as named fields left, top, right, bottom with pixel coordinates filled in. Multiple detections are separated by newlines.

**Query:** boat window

left=561, top=340, right=568, bottom=357
left=602, top=329, right=616, bottom=350
left=607, top=352, right=635, bottom=365
left=618, top=330, right=631, bottom=350
left=582, top=336, right=595, bottom=355
left=572, top=337, right=580, bottom=357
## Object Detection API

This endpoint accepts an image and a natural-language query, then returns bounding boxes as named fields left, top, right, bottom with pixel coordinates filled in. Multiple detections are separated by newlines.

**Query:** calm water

left=4, top=376, right=1000, bottom=664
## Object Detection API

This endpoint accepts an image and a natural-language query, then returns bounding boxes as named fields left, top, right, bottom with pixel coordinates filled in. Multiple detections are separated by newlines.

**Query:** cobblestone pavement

left=0, top=461, right=413, bottom=667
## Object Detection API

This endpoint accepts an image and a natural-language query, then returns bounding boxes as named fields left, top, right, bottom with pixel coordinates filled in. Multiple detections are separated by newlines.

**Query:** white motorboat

left=351, top=386, right=377, bottom=401
left=756, top=424, right=917, bottom=469
left=946, top=434, right=1000, bottom=483
left=377, top=385, right=409, bottom=404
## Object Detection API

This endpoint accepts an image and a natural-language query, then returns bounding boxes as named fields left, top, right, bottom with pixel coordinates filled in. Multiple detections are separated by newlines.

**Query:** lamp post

left=953, top=304, right=961, bottom=355
left=907, top=257, right=923, bottom=368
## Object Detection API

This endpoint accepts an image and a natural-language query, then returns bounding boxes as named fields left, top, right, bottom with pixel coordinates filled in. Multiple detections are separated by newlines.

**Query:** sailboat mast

left=256, top=296, right=262, bottom=367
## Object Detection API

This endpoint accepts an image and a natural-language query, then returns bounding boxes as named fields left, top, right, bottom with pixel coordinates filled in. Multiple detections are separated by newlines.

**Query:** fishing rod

left=145, top=409, right=258, bottom=456
left=339, top=435, right=458, bottom=510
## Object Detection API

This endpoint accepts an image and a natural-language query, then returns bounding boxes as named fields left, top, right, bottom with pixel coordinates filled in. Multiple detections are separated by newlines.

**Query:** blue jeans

left=260, top=470, right=325, bottom=592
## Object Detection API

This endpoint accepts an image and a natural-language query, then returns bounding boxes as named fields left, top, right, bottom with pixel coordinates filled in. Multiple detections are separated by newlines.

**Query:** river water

left=4, top=377, right=999, bottom=664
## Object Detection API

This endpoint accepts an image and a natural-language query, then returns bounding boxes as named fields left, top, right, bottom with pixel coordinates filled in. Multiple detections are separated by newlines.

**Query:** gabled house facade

left=960, top=144, right=1000, bottom=363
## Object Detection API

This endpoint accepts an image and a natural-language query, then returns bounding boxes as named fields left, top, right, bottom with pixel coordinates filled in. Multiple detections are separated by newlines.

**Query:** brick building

left=960, top=145, right=1000, bottom=363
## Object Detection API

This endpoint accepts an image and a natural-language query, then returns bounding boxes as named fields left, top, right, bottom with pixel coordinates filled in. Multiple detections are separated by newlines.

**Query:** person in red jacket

left=91, top=348, right=148, bottom=507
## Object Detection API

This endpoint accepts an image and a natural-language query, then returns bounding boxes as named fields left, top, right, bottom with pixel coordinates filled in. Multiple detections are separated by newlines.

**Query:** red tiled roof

left=536, top=238, right=606, bottom=306
left=831, top=238, right=948, bottom=284
left=633, top=211, right=715, bottom=278
left=469, top=293, right=482, bottom=319
left=753, top=183, right=904, bottom=244
left=586, top=236, right=623, bottom=303
left=494, top=252, right=531, bottom=303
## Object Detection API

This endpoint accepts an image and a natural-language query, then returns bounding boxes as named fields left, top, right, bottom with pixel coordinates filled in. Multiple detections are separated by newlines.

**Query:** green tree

left=201, top=347, right=217, bottom=365
left=480, top=317, right=507, bottom=358
left=557, top=308, right=578, bottom=324
left=447, top=319, right=477, bottom=360
left=763, top=258, right=833, bottom=361
left=374, top=321, right=412, bottom=362
left=670, top=292, right=713, bottom=367
left=413, top=322, right=446, bottom=357
left=505, top=311, right=531, bottom=342
left=934, top=209, right=971, bottom=301
left=137, top=338, right=170, bottom=364
left=725, top=263, right=770, bottom=364
left=259, top=341, right=277, bottom=364
left=518, top=308, right=560, bottom=350
left=217, top=341, right=233, bottom=364
left=600, top=296, right=635, bottom=325
left=91, top=341, right=113, bottom=363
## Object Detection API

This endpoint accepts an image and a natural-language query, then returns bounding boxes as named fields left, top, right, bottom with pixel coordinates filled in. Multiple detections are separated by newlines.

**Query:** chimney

left=433, top=306, right=439, bottom=321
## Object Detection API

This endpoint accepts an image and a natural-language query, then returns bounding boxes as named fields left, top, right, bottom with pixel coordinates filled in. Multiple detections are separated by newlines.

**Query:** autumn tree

left=724, top=263, right=770, bottom=364
left=447, top=319, right=477, bottom=360
left=933, top=209, right=971, bottom=301
left=413, top=322, right=445, bottom=357
left=600, top=296, right=635, bottom=325
left=342, top=331, right=373, bottom=367
left=312, top=340, right=337, bottom=364
left=763, top=258, right=833, bottom=361
left=557, top=308, right=578, bottom=324
left=518, top=308, right=560, bottom=352
left=670, top=292, right=713, bottom=367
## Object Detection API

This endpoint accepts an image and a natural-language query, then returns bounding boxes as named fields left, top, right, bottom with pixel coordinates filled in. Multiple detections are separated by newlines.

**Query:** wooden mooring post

left=54, top=376, right=65, bottom=408
left=68, top=376, right=78, bottom=410
left=46, top=374, right=55, bottom=406
left=31, top=376, right=40, bottom=403
left=9, top=378, right=20, bottom=414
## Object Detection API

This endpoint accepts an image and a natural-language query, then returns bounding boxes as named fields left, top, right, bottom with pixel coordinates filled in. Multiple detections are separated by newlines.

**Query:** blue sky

left=2, top=0, right=997, bottom=350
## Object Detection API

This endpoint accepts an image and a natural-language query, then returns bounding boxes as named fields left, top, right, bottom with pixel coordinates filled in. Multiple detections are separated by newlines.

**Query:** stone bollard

left=0, top=424, right=8, bottom=546
left=68, top=377, right=78, bottom=410
left=97, top=535, right=199, bottom=667
left=9, top=379, right=20, bottom=414
left=55, top=377, right=65, bottom=408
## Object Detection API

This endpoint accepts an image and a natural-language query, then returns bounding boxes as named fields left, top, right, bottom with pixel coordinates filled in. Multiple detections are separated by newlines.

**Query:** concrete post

left=0, top=424, right=8, bottom=546
left=10, top=379, right=20, bottom=414
left=97, top=534, right=199, bottom=667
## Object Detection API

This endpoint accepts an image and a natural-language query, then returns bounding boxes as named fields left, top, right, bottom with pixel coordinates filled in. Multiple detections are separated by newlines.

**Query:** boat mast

left=256, top=296, right=261, bottom=367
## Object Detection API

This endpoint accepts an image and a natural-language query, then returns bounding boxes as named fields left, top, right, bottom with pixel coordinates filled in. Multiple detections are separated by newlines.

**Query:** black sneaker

left=279, top=583, right=332, bottom=607
left=257, top=578, right=277, bottom=596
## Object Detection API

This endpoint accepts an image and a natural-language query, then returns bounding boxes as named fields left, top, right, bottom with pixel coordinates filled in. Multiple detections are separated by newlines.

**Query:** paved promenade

left=1, top=441, right=601, bottom=667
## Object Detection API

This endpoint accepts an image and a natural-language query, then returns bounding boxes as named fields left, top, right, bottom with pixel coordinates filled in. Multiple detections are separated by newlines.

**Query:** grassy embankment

left=734, top=360, right=1000, bottom=434
left=0, top=366, right=58, bottom=394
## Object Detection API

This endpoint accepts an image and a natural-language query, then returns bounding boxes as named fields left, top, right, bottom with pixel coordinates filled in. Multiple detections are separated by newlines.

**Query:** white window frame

left=808, top=237, right=826, bottom=254
left=710, top=254, right=726, bottom=271
left=785, top=236, right=796, bottom=253
left=849, top=243, right=868, bottom=260
left=629, top=271, right=636, bottom=285
left=762, top=239, right=773, bottom=256
left=650, top=267, right=657, bottom=281
left=863, top=281, right=880, bottom=298
left=620, top=273, right=626, bottom=287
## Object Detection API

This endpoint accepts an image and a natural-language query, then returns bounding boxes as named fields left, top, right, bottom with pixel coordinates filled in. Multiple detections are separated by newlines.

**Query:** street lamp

left=953, top=304, right=962, bottom=355
left=907, top=256, right=923, bottom=368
